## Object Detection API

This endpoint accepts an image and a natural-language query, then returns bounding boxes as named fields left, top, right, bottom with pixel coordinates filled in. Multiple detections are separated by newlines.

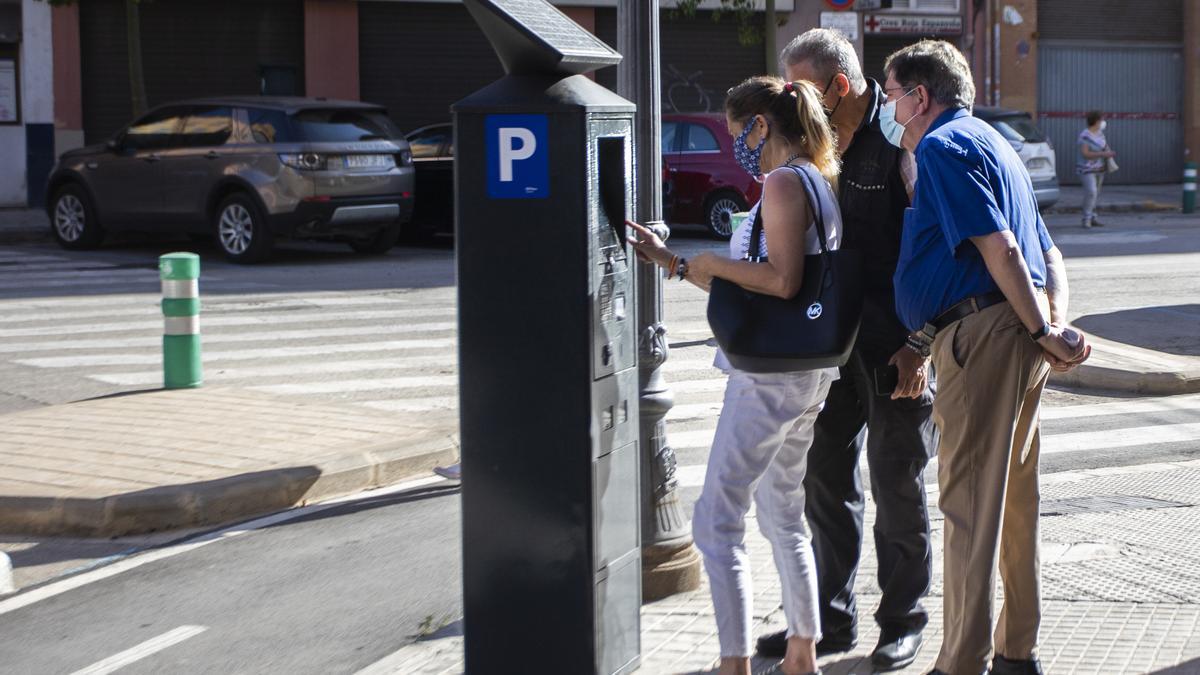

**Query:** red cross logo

left=865, top=14, right=882, bottom=32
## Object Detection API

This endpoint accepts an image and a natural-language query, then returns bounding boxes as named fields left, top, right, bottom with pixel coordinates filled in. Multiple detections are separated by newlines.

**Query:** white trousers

left=692, top=368, right=835, bottom=657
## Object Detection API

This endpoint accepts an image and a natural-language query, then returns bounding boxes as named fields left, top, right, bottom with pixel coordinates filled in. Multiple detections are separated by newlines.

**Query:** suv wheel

left=215, top=194, right=273, bottom=264
left=50, top=184, right=105, bottom=249
left=348, top=220, right=403, bottom=255
left=704, top=192, right=747, bottom=240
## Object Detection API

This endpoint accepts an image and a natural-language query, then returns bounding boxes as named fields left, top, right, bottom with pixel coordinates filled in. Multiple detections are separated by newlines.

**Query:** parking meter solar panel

left=463, top=0, right=621, bottom=75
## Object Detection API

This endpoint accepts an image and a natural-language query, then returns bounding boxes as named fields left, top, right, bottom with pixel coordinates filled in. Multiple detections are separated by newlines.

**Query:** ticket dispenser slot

left=597, top=137, right=628, bottom=255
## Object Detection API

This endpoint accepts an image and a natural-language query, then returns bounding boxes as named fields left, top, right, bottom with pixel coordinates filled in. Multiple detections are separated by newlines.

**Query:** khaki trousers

left=929, top=299, right=1050, bottom=675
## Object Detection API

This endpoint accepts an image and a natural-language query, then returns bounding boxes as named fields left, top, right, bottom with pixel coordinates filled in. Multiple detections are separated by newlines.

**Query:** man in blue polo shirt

left=881, top=41, right=1089, bottom=675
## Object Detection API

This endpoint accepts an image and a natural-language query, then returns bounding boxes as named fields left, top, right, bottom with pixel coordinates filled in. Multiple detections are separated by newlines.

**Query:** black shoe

left=871, top=628, right=923, bottom=671
left=754, top=629, right=856, bottom=659
left=992, top=654, right=1044, bottom=675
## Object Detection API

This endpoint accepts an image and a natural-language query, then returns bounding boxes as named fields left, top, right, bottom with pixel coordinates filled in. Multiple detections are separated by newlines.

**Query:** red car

left=663, top=113, right=762, bottom=239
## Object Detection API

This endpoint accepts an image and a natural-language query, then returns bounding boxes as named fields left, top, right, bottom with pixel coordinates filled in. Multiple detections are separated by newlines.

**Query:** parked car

left=662, top=113, right=762, bottom=239
left=404, top=123, right=454, bottom=237
left=46, top=97, right=416, bottom=263
left=974, top=106, right=1059, bottom=210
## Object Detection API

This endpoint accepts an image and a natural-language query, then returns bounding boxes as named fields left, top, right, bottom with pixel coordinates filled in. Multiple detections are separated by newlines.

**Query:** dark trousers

left=803, top=306, right=938, bottom=640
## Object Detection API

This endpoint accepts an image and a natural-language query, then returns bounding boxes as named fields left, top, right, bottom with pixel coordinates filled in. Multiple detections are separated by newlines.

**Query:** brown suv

left=45, top=97, right=416, bottom=263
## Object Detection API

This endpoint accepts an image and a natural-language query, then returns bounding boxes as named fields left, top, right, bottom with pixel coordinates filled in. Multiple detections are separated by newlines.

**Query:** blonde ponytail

left=725, top=76, right=840, bottom=187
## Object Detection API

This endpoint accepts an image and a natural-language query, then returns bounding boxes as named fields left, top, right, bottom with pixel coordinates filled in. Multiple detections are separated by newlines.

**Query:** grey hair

left=780, top=28, right=867, bottom=94
left=883, top=39, right=975, bottom=110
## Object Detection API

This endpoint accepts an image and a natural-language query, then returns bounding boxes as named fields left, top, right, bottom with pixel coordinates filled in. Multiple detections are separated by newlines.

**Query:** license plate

left=345, top=154, right=395, bottom=170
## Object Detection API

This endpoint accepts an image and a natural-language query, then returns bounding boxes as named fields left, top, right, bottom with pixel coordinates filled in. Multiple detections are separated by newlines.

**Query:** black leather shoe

left=754, top=629, right=856, bottom=659
left=871, top=628, right=923, bottom=671
left=992, top=654, right=1044, bottom=675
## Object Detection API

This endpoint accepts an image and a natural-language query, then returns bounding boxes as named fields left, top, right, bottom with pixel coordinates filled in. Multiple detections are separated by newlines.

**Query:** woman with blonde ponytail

left=627, top=75, right=845, bottom=675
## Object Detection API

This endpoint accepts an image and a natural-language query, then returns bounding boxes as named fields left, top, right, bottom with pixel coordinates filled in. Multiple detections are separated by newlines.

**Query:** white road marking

left=0, top=267, right=155, bottom=282
left=0, top=306, right=457, bottom=338
left=0, top=322, right=457, bottom=354
left=668, top=377, right=729, bottom=395
left=0, top=260, right=122, bottom=274
left=0, top=277, right=158, bottom=291
left=0, top=475, right=445, bottom=617
left=253, top=375, right=458, bottom=395
left=15, top=339, right=457, bottom=367
left=1045, top=422, right=1200, bottom=453
left=666, top=401, right=724, bottom=422
left=1040, top=393, right=1200, bottom=420
left=665, top=416, right=1200, bottom=455
left=91, top=357, right=456, bottom=386
left=360, top=396, right=460, bottom=413
left=0, top=291, right=454, bottom=316
left=69, top=625, right=208, bottom=675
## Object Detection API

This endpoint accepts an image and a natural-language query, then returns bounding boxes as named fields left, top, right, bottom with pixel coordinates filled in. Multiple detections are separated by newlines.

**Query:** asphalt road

left=0, top=211, right=1198, bottom=673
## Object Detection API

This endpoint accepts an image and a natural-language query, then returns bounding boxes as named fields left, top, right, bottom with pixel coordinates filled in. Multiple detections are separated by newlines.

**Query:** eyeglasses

left=883, top=85, right=918, bottom=101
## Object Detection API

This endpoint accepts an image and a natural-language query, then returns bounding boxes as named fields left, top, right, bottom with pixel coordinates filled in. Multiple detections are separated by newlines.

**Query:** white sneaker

left=433, top=463, right=461, bottom=481
left=1082, top=218, right=1094, bottom=229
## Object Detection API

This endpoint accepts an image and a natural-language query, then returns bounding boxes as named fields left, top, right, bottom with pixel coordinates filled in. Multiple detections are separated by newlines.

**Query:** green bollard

left=159, top=252, right=202, bottom=389
left=1184, top=161, right=1196, bottom=214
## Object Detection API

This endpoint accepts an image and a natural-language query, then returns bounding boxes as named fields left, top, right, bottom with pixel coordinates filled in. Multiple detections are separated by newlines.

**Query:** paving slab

left=382, top=460, right=1200, bottom=674
left=0, top=387, right=458, bottom=537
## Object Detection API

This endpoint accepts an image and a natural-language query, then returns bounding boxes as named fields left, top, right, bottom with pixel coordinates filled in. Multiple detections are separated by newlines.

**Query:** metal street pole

left=616, top=0, right=702, bottom=602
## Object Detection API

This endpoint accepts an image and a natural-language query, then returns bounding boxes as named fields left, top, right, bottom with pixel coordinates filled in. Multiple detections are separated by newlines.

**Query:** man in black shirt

left=754, top=29, right=937, bottom=671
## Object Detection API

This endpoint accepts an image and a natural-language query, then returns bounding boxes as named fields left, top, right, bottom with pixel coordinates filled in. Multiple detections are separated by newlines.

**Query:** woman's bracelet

left=667, top=254, right=679, bottom=278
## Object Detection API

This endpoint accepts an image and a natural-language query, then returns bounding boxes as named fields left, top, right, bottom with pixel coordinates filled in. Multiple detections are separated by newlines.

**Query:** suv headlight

left=397, top=149, right=413, bottom=167
left=279, top=153, right=327, bottom=171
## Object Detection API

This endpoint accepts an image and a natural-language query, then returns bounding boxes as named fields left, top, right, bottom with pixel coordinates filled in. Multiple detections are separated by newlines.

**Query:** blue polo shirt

left=894, top=108, right=1054, bottom=331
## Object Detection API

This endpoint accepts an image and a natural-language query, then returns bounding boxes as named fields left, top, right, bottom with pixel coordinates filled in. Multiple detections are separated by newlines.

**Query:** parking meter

left=454, top=1, right=641, bottom=673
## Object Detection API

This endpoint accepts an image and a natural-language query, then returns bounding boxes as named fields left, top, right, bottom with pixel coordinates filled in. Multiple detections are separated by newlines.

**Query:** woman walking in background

left=1078, top=110, right=1117, bottom=228
left=627, top=75, right=842, bottom=675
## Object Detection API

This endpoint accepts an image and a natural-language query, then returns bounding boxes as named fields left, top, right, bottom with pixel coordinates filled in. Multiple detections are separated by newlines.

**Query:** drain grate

left=1040, top=495, right=1189, bottom=517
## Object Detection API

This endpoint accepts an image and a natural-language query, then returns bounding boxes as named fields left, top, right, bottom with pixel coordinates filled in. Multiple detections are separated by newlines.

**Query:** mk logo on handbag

left=807, top=302, right=823, bottom=320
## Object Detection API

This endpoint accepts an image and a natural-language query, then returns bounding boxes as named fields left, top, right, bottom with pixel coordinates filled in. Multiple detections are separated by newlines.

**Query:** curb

left=1050, top=362, right=1200, bottom=396
left=0, top=433, right=458, bottom=538
left=1047, top=200, right=1179, bottom=215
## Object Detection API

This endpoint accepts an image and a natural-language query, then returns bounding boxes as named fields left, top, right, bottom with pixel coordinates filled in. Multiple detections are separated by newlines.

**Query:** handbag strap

left=745, top=164, right=832, bottom=261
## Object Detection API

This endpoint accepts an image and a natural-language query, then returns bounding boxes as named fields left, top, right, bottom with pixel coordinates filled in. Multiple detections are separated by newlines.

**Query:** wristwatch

left=1028, top=322, right=1052, bottom=342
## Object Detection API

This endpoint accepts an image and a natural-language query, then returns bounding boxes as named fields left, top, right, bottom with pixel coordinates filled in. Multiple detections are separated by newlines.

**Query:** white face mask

left=879, top=88, right=918, bottom=148
left=1099, top=120, right=1107, bottom=131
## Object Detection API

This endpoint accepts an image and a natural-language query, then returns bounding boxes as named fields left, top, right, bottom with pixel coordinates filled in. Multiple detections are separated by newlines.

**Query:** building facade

left=5, top=0, right=1195, bottom=207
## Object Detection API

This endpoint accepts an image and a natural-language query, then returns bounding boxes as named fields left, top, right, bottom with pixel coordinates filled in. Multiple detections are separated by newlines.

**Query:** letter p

left=498, top=127, right=537, bottom=182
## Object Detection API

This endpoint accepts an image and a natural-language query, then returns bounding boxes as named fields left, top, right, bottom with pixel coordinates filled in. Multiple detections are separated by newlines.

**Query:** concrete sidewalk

left=0, top=387, right=458, bottom=537
left=387, top=460, right=1200, bottom=674
left=1049, top=183, right=1183, bottom=215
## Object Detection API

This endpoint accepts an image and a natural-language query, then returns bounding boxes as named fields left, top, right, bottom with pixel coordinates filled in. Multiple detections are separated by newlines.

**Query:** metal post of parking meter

left=617, top=0, right=702, bottom=601
left=455, top=2, right=643, bottom=673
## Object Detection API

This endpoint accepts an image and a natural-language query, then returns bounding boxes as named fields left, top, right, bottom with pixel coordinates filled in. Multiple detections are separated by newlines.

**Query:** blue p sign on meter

left=486, top=114, right=549, bottom=199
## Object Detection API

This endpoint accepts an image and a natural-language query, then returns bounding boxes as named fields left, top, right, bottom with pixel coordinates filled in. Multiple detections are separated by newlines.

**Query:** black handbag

left=706, top=164, right=863, bottom=373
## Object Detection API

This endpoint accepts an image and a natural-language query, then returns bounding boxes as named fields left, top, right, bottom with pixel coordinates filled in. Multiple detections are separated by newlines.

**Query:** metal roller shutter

left=1038, top=0, right=1181, bottom=42
left=862, top=36, right=923, bottom=83
left=595, top=9, right=761, bottom=114
left=80, top=0, right=304, bottom=144
left=1036, top=0, right=1182, bottom=184
left=358, top=2, right=505, bottom=135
